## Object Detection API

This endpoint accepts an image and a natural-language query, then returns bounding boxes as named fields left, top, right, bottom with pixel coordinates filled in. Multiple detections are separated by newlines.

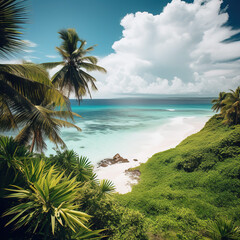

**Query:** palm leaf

left=0, top=0, right=27, bottom=58
left=39, top=61, right=64, bottom=69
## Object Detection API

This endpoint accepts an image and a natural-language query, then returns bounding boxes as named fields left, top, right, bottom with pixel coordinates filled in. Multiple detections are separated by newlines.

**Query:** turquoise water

left=46, top=97, right=214, bottom=164
left=2, top=97, right=214, bottom=164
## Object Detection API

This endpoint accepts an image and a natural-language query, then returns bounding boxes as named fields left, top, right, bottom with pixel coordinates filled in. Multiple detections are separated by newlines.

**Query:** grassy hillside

left=117, top=115, right=240, bottom=239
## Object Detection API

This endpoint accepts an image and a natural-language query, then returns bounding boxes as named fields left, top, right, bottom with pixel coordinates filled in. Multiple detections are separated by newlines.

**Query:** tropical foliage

left=3, top=160, right=91, bottom=238
left=14, top=103, right=82, bottom=153
left=212, top=87, right=240, bottom=125
left=206, top=217, right=240, bottom=240
left=0, top=0, right=80, bottom=152
left=42, top=28, right=107, bottom=102
left=0, top=137, right=117, bottom=239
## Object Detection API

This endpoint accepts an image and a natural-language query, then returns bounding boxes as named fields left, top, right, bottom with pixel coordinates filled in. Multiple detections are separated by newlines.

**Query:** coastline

left=95, top=115, right=211, bottom=194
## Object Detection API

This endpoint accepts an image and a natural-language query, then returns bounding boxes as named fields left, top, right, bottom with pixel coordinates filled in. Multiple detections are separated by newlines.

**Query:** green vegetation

left=0, top=138, right=146, bottom=239
left=1, top=1, right=240, bottom=239
left=117, top=115, right=240, bottom=239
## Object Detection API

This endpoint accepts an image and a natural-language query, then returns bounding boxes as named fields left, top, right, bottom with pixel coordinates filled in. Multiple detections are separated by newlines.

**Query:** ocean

left=45, top=97, right=214, bottom=164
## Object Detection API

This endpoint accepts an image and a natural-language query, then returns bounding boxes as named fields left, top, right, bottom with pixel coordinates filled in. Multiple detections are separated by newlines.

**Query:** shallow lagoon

left=45, top=97, right=214, bottom=165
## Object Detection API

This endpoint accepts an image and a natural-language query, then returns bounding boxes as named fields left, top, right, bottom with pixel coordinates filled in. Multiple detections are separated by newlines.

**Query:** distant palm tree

left=222, top=87, right=240, bottom=125
left=211, top=92, right=228, bottom=113
left=42, top=29, right=106, bottom=102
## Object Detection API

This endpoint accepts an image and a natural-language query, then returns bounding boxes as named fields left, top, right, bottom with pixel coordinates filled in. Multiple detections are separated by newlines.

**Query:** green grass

left=117, top=115, right=240, bottom=239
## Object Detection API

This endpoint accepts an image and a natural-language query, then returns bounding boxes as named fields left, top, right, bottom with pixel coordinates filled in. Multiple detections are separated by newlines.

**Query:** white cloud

left=46, top=55, right=58, bottom=59
left=22, top=40, right=38, bottom=59
left=23, top=40, right=37, bottom=48
left=23, top=55, right=40, bottom=62
left=24, top=49, right=35, bottom=53
left=91, top=0, right=240, bottom=98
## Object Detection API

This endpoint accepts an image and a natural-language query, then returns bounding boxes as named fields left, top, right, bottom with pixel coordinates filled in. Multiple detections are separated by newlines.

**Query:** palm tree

left=0, top=1, right=77, bottom=153
left=212, top=92, right=228, bottom=113
left=42, top=28, right=106, bottom=102
left=221, top=87, right=240, bottom=125
left=0, top=0, right=77, bottom=153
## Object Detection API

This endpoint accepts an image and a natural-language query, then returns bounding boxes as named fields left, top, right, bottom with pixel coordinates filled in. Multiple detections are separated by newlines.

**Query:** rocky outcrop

left=98, top=153, right=129, bottom=167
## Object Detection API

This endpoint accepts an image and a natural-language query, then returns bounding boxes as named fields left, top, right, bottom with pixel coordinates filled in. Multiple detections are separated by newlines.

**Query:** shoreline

left=95, top=115, right=210, bottom=194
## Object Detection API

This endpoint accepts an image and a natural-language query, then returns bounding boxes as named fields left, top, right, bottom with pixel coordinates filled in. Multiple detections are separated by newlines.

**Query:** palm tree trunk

left=30, top=132, right=35, bottom=153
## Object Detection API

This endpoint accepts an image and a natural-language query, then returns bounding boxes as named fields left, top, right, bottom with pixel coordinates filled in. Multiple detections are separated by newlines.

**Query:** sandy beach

left=95, top=116, right=210, bottom=194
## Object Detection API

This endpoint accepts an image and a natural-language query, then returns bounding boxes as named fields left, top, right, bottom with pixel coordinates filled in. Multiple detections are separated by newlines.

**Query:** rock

left=100, top=163, right=108, bottom=167
left=133, top=159, right=138, bottom=161
left=113, top=153, right=129, bottom=163
left=98, top=153, right=129, bottom=167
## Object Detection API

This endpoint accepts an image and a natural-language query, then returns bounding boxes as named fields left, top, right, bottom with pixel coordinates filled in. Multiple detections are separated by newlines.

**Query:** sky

left=3, top=0, right=240, bottom=98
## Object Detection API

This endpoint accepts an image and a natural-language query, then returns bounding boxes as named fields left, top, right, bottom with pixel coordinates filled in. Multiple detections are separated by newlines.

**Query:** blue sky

left=23, top=0, right=240, bottom=62
left=24, top=0, right=194, bottom=60
left=6, top=0, right=240, bottom=97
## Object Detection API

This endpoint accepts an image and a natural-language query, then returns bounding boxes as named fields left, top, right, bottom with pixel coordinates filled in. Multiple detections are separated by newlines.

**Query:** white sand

left=95, top=116, right=210, bottom=194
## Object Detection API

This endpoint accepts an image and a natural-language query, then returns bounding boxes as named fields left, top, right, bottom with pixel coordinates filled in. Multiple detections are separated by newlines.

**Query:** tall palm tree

left=42, top=29, right=107, bottom=102
left=212, top=92, right=228, bottom=113
left=222, top=87, right=240, bottom=125
left=0, top=1, right=81, bottom=152
left=0, top=0, right=72, bottom=129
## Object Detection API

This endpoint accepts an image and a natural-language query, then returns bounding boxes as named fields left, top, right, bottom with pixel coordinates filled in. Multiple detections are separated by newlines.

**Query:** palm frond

left=39, top=61, right=64, bottom=69
left=79, top=62, right=107, bottom=73
left=81, top=56, right=98, bottom=64
left=56, top=46, right=69, bottom=59
left=3, top=161, right=91, bottom=236
left=0, top=0, right=27, bottom=58
left=0, top=63, right=70, bottom=109
left=98, top=179, right=115, bottom=197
